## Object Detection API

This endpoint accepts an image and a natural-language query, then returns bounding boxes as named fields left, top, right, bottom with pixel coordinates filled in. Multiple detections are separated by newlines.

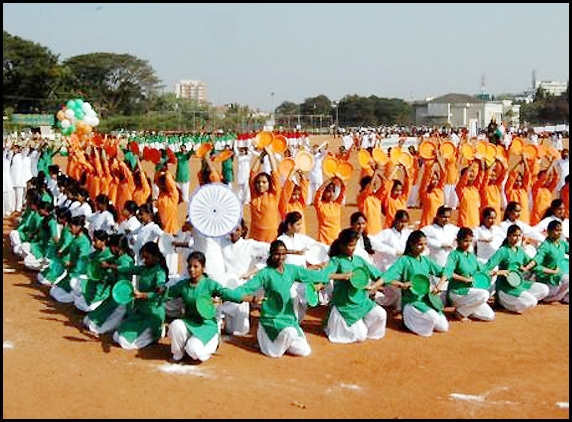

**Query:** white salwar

left=113, top=328, right=155, bottom=350
left=168, top=319, right=220, bottom=362
left=402, top=304, right=449, bottom=337
left=497, top=281, right=550, bottom=314
left=449, top=288, right=495, bottom=321
left=541, top=274, right=569, bottom=303
left=10, top=151, right=26, bottom=212
left=256, top=324, right=311, bottom=358
left=131, top=222, right=164, bottom=265
left=324, top=305, right=387, bottom=344
left=3, top=149, right=15, bottom=216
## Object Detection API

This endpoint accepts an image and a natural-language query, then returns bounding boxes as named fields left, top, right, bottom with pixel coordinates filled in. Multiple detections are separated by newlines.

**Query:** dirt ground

left=3, top=135, right=569, bottom=419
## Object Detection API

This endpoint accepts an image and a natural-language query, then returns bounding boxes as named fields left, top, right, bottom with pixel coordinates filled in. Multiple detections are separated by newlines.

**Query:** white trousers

left=83, top=306, right=127, bottom=335
left=449, top=288, right=495, bottom=321
left=325, top=304, right=387, bottom=344
left=168, top=319, right=219, bottom=362
left=498, top=282, right=550, bottom=313
left=113, top=327, right=155, bottom=350
left=257, top=324, right=311, bottom=358
left=13, top=187, right=24, bottom=212
left=403, top=303, right=449, bottom=337
left=540, top=274, right=569, bottom=303
left=218, top=301, right=250, bottom=336
left=3, top=191, right=15, bottom=216
left=176, top=181, right=191, bottom=203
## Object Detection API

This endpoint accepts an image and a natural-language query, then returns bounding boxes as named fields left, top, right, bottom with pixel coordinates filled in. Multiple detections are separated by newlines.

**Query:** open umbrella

left=188, top=183, right=242, bottom=238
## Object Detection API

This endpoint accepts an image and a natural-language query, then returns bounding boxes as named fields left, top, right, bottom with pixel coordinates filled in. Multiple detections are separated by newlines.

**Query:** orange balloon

left=56, top=110, right=65, bottom=121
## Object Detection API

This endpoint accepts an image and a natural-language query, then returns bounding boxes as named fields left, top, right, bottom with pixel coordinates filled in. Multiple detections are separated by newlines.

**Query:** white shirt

left=421, top=223, right=460, bottom=267
left=3, top=149, right=13, bottom=192
left=370, top=227, right=412, bottom=271
left=131, top=221, right=164, bottom=257
left=220, top=236, right=270, bottom=280
left=554, top=158, right=569, bottom=190
left=236, top=151, right=253, bottom=185
left=190, top=227, right=226, bottom=284
left=277, top=232, right=320, bottom=268
left=117, top=215, right=142, bottom=240
left=10, top=151, right=26, bottom=188
left=534, top=216, right=569, bottom=240
left=473, top=224, right=504, bottom=264
left=498, top=219, right=545, bottom=243
left=70, top=202, right=93, bottom=219
left=87, top=210, right=117, bottom=237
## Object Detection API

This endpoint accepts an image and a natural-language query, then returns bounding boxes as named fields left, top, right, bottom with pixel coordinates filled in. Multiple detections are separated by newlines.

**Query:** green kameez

left=532, top=238, right=569, bottom=286
left=444, top=249, right=486, bottom=298
left=485, top=245, right=534, bottom=297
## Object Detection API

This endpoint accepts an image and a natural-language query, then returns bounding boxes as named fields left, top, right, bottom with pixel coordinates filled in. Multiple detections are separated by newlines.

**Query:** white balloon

left=82, top=102, right=93, bottom=113
left=64, top=109, right=75, bottom=119
left=92, top=116, right=100, bottom=126
left=60, top=119, right=71, bottom=129
left=86, top=108, right=97, bottom=117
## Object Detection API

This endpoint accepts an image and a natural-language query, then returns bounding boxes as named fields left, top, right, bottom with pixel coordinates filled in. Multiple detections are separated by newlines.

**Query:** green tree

left=3, top=31, right=61, bottom=113
left=62, top=53, right=163, bottom=117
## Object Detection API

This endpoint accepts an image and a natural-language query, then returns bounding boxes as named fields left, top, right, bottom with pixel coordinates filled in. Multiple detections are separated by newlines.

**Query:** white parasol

left=188, top=183, right=242, bottom=238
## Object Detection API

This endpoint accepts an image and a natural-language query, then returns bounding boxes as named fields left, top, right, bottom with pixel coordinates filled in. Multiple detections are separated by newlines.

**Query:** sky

left=3, top=3, right=569, bottom=111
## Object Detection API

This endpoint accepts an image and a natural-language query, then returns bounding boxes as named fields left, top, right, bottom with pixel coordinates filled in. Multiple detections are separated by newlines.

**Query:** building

left=175, top=80, right=208, bottom=103
left=534, top=80, right=568, bottom=97
left=413, top=93, right=521, bottom=131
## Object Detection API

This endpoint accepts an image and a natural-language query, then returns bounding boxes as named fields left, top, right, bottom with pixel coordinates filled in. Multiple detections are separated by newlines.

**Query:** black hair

left=501, top=224, right=522, bottom=247
left=480, top=206, right=497, bottom=226
left=432, top=205, right=452, bottom=225
left=392, top=209, right=410, bottom=227
left=187, top=251, right=207, bottom=269
left=266, top=240, right=287, bottom=268
left=123, top=200, right=139, bottom=216
left=456, top=227, right=473, bottom=242
left=349, top=211, right=374, bottom=254
left=92, top=229, right=109, bottom=244
left=503, top=201, right=521, bottom=222
left=403, top=230, right=427, bottom=257
left=140, top=241, right=169, bottom=278
left=541, top=199, right=564, bottom=220
left=547, top=220, right=562, bottom=233
left=278, top=211, right=302, bottom=236
left=329, top=228, right=361, bottom=258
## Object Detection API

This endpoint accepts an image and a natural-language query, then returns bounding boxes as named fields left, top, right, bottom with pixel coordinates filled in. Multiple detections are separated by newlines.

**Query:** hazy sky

left=3, top=3, right=569, bottom=111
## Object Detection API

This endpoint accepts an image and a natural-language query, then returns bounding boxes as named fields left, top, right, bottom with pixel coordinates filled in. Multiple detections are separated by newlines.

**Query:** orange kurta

left=561, top=183, right=569, bottom=218
left=114, top=161, right=135, bottom=221
left=480, top=162, right=507, bottom=224
left=381, top=172, right=411, bottom=229
left=314, top=182, right=347, bottom=245
left=456, top=166, right=484, bottom=229
left=249, top=170, right=282, bottom=242
left=278, top=177, right=308, bottom=234
left=504, top=170, right=532, bottom=224
left=156, top=171, right=180, bottom=234
left=356, top=180, right=384, bottom=236
left=530, top=171, right=559, bottom=225
left=418, top=160, right=445, bottom=228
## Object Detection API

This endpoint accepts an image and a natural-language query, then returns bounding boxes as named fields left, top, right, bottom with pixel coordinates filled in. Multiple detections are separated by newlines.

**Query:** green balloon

left=66, top=99, right=77, bottom=110
left=75, top=110, right=85, bottom=120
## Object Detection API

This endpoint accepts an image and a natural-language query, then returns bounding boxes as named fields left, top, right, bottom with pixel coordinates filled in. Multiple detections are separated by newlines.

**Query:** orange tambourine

left=212, top=149, right=233, bottom=162
left=389, top=147, right=402, bottom=163
left=485, top=144, right=497, bottom=161
left=495, top=145, right=507, bottom=160
left=439, top=141, right=456, bottom=159
left=372, top=147, right=389, bottom=164
left=322, top=156, right=339, bottom=178
left=278, top=157, right=295, bottom=178
left=294, top=150, right=314, bottom=172
left=418, top=141, right=435, bottom=160
left=335, top=160, right=354, bottom=181
left=196, top=143, right=213, bottom=158
left=509, top=137, right=524, bottom=155
left=546, top=146, right=561, bottom=160
left=475, top=141, right=488, bottom=157
left=522, top=144, right=538, bottom=160
left=271, top=134, right=288, bottom=154
left=461, top=144, right=475, bottom=161
left=255, top=131, right=273, bottom=150
left=357, top=149, right=373, bottom=169
left=398, top=152, right=413, bottom=169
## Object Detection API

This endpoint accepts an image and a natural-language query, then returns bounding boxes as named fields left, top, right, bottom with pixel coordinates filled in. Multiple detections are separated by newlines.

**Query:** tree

left=62, top=53, right=163, bottom=117
left=3, top=31, right=61, bottom=113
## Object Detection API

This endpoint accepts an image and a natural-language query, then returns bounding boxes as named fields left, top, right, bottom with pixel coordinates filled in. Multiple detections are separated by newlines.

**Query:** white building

left=414, top=93, right=520, bottom=131
left=175, top=80, right=208, bottom=103
left=534, top=80, right=568, bottom=97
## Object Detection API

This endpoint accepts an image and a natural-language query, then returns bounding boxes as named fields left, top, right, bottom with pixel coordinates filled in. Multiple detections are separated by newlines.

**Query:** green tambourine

left=426, top=292, right=445, bottom=312
left=350, top=267, right=369, bottom=289
left=263, top=291, right=285, bottom=314
left=111, top=280, right=135, bottom=305
left=472, top=272, right=491, bottom=289
left=506, top=271, right=523, bottom=287
left=306, top=284, right=319, bottom=307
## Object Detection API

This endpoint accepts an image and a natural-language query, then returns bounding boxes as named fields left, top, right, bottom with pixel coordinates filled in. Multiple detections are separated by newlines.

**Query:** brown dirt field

left=3, top=136, right=569, bottom=419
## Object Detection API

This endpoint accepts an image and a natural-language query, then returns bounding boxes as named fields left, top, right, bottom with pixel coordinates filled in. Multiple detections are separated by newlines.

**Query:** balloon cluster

left=56, top=98, right=100, bottom=136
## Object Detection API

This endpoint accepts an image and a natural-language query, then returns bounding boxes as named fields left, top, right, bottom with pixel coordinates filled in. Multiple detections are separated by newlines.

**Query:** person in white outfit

left=369, top=210, right=413, bottom=311
left=130, top=203, right=164, bottom=265
left=217, top=220, right=270, bottom=336
left=306, top=143, right=327, bottom=205
left=10, top=145, right=27, bottom=212
left=420, top=205, right=460, bottom=303
left=234, top=145, right=254, bottom=205
left=3, top=146, right=15, bottom=216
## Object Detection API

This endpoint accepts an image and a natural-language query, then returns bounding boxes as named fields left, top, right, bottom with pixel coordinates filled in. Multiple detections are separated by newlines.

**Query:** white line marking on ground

left=156, top=362, right=215, bottom=378
left=3, top=341, right=15, bottom=349
left=3, top=268, right=16, bottom=273
left=339, top=383, right=362, bottom=391
left=556, top=402, right=569, bottom=409
left=450, top=393, right=485, bottom=402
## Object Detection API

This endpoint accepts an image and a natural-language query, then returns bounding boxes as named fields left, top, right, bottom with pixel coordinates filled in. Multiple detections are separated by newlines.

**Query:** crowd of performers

left=4, top=128, right=569, bottom=362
